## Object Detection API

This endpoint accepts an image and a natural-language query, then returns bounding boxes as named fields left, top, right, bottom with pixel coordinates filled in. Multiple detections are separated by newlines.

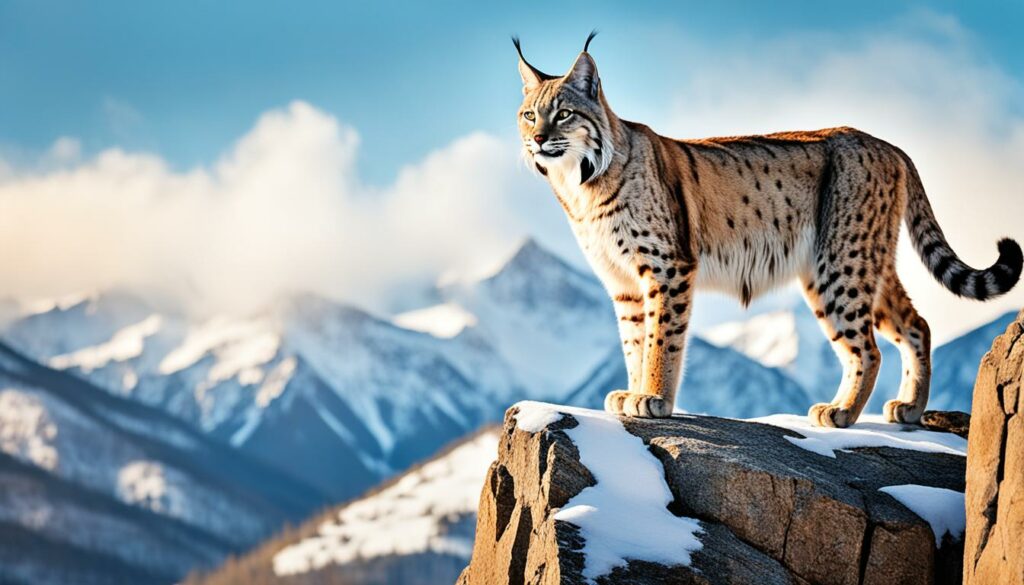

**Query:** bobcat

left=514, top=33, right=1022, bottom=427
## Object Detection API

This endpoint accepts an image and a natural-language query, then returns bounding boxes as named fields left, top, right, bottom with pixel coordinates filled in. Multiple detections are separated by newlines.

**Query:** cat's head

left=515, top=32, right=613, bottom=185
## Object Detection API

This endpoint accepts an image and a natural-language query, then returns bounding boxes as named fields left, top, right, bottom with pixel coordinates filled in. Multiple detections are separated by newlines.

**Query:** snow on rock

left=754, top=413, right=967, bottom=459
left=272, top=430, right=500, bottom=576
left=513, top=400, right=566, bottom=432
left=393, top=302, right=478, bottom=338
left=879, top=485, right=966, bottom=546
left=514, top=401, right=703, bottom=580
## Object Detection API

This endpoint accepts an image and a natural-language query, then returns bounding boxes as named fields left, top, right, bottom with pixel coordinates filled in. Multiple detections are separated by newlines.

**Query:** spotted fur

left=515, top=39, right=1022, bottom=427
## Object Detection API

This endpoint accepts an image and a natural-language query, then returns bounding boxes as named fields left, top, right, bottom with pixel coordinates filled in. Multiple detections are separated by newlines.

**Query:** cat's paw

left=808, top=403, right=856, bottom=428
left=604, top=390, right=672, bottom=418
left=883, top=400, right=923, bottom=424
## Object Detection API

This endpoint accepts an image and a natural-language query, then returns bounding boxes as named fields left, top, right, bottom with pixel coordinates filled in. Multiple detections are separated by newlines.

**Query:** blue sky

left=1, top=1, right=1023, bottom=340
left=3, top=1, right=1023, bottom=183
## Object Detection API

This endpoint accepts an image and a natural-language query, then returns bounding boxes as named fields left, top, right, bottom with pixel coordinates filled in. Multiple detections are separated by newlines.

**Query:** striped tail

left=902, top=156, right=1022, bottom=300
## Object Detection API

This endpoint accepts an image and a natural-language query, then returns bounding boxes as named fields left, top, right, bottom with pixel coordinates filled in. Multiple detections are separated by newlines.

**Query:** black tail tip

left=995, top=237, right=1023, bottom=292
left=997, top=238, right=1023, bottom=273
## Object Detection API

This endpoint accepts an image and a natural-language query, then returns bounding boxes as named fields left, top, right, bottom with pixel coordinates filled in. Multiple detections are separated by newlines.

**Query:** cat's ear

left=565, top=52, right=600, bottom=99
left=519, top=59, right=543, bottom=92
left=513, top=36, right=548, bottom=93
left=565, top=30, right=600, bottom=99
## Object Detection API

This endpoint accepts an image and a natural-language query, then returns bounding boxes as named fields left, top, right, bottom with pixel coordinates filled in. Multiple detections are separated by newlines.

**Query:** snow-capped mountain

left=1, top=292, right=518, bottom=501
left=0, top=239, right=615, bottom=504
left=436, top=239, right=617, bottom=395
left=187, top=428, right=499, bottom=585
left=0, top=340, right=322, bottom=584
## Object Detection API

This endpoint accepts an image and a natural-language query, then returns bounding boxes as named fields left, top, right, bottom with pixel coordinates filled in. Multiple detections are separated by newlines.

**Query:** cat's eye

left=523, top=111, right=536, bottom=122
left=556, top=109, right=573, bottom=121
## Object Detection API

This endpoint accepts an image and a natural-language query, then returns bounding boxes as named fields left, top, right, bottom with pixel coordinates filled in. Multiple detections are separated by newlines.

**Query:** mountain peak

left=500, top=237, right=577, bottom=277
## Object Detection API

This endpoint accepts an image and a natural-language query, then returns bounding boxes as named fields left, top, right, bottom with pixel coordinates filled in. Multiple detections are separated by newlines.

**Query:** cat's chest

left=555, top=183, right=636, bottom=281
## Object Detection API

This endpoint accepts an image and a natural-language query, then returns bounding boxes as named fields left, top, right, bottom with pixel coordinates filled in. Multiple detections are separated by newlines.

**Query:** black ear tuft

left=511, top=35, right=525, bottom=58
left=584, top=30, right=598, bottom=53
left=512, top=34, right=557, bottom=82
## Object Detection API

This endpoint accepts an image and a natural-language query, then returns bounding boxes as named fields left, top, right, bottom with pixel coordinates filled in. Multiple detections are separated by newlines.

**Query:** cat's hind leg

left=800, top=271, right=882, bottom=428
left=873, top=273, right=931, bottom=423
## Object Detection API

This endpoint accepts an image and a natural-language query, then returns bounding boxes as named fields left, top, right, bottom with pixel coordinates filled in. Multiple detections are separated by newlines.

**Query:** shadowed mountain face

left=0, top=341, right=323, bottom=584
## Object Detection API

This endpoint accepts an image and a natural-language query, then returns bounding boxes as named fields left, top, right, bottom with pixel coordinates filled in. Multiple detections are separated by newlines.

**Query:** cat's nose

left=533, top=134, right=547, bottom=145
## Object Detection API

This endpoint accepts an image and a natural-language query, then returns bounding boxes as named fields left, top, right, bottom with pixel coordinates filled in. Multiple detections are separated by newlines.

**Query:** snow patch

left=0, top=389, right=59, bottom=470
left=516, top=401, right=703, bottom=581
left=117, top=460, right=189, bottom=518
left=158, top=316, right=279, bottom=381
left=754, top=414, right=967, bottom=458
left=255, top=356, right=296, bottom=408
left=514, top=402, right=565, bottom=432
left=48, top=314, right=162, bottom=372
left=272, top=431, right=499, bottom=576
left=879, top=485, right=965, bottom=546
left=393, top=303, right=478, bottom=338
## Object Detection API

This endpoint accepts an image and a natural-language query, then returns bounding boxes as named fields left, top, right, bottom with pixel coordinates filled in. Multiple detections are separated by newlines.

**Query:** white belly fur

left=696, top=226, right=815, bottom=301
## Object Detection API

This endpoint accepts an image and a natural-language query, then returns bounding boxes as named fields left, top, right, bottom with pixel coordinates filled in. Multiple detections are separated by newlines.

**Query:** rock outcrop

left=964, top=310, right=1024, bottom=584
left=459, top=403, right=968, bottom=585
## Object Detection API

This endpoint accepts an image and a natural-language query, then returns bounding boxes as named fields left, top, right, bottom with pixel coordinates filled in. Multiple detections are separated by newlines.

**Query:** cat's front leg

left=606, top=261, right=695, bottom=418
left=611, top=293, right=645, bottom=392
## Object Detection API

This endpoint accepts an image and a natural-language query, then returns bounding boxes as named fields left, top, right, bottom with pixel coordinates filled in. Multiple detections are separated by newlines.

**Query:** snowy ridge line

left=48, top=314, right=163, bottom=373
left=272, top=427, right=500, bottom=576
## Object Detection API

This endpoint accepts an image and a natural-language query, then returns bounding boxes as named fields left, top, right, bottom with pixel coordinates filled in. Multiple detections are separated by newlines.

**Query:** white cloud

left=0, top=101, right=555, bottom=315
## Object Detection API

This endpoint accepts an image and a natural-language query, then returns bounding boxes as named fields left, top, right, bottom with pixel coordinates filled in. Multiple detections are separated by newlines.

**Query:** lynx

left=514, top=33, right=1022, bottom=427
